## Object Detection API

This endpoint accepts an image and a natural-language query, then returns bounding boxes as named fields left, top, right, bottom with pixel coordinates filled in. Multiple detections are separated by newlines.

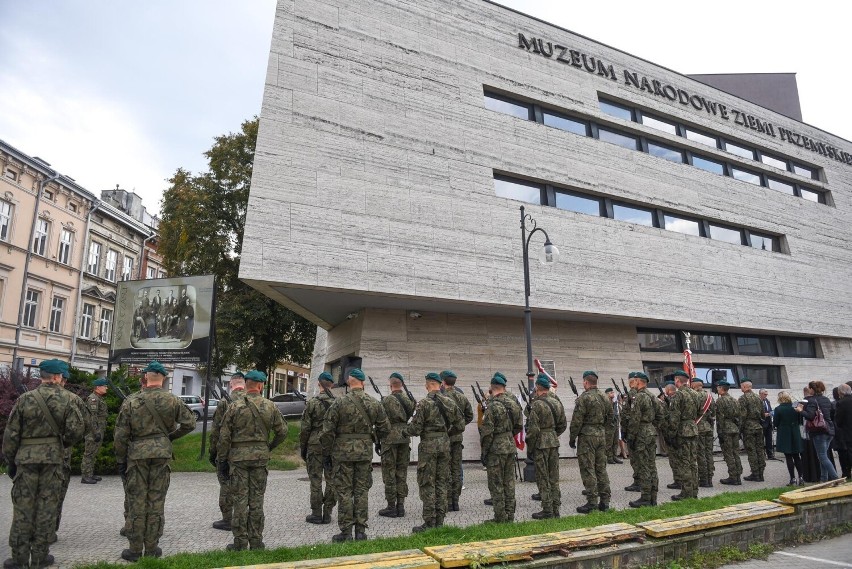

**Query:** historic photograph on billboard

left=111, top=275, right=215, bottom=364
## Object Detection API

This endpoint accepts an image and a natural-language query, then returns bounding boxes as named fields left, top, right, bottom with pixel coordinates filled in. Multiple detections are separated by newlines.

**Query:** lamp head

left=539, top=239, right=559, bottom=265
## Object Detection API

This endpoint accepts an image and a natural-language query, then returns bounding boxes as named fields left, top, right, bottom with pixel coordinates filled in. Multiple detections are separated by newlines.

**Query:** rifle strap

left=246, top=398, right=270, bottom=442
left=393, top=392, right=414, bottom=420
left=32, top=389, right=62, bottom=442
left=540, top=396, right=561, bottom=429
left=432, top=394, right=451, bottom=430
left=141, top=396, right=172, bottom=438
left=695, top=392, right=713, bottom=425
left=351, top=393, right=374, bottom=434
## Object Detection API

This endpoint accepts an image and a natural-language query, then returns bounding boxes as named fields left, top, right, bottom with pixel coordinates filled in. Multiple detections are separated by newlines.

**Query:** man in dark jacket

left=835, top=383, right=852, bottom=481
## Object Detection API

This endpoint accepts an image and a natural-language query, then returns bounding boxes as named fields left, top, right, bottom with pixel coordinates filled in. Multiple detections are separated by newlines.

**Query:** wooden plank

left=637, top=501, right=795, bottom=538
left=218, top=549, right=439, bottom=569
left=423, top=523, right=644, bottom=568
left=783, top=479, right=849, bottom=495
left=779, top=483, right=852, bottom=504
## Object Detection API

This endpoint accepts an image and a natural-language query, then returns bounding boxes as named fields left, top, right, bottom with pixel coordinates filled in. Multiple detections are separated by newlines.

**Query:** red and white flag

left=534, top=358, right=558, bottom=388
left=683, top=349, right=696, bottom=379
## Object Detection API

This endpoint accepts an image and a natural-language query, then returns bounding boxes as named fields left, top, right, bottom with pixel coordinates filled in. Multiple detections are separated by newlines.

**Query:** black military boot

left=121, top=549, right=142, bottom=562
left=3, top=559, right=24, bottom=569
left=629, top=497, right=653, bottom=508
left=81, top=476, right=98, bottom=484
left=93, top=475, right=103, bottom=481
left=354, top=525, right=367, bottom=541
left=212, top=519, right=232, bottom=530
left=666, top=482, right=682, bottom=489
left=624, top=484, right=641, bottom=492
left=144, top=547, right=163, bottom=558
left=250, top=541, right=266, bottom=550
left=581, top=489, right=589, bottom=496
left=396, top=500, right=405, bottom=517
left=226, top=542, right=247, bottom=551
left=484, top=497, right=493, bottom=506
left=331, top=528, right=353, bottom=542
left=451, top=497, right=460, bottom=511
left=412, top=521, right=434, bottom=533
left=700, top=480, right=713, bottom=488
left=531, top=510, right=552, bottom=519
left=598, top=502, right=610, bottom=512
left=756, top=471, right=765, bottom=482
left=671, top=493, right=687, bottom=501
left=321, top=506, right=332, bottom=524
left=743, top=473, right=758, bottom=481
left=531, top=493, right=541, bottom=501
left=576, top=503, right=596, bottom=514
left=33, top=555, right=55, bottom=568
left=720, top=477, right=742, bottom=485
left=378, top=501, right=398, bottom=517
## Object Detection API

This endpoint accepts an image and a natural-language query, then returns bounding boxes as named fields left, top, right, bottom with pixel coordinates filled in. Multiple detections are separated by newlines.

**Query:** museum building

left=240, top=0, right=852, bottom=455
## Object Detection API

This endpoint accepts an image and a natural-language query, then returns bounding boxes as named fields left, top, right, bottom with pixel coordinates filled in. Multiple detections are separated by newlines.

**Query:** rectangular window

left=87, top=242, right=101, bottom=274
left=691, top=333, right=732, bottom=354
left=105, top=250, right=118, bottom=281
left=663, top=214, right=700, bottom=236
left=80, top=303, right=95, bottom=339
left=761, top=154, right=788, bottom=170
left=641, top=114, right=677, bottom=135
left=4, top=169, right=17, bottom=181
left=32, top=219, right=49, bottom=255
left=146, top=267, right=157, bottom=279
left=0, top=200, right=11, bottom=241
left=637, top=330, right=679, bottom=352
left=494, top=176, right=542, bottom=204
left=685, top=129, right=717, bottom=148
left=736, top=335, right=777, bottom=356
left=648, top=142, right=684, bottom=163
left=68, top=202, right=78, bottom=213
left=750, top=232, right=778, bottom=252
left=792, top=163, right=817, bottom=179
left=122, top=257, right=134, bottom=281
left=598, top=128, right=638, bottom=150
left=731, top=167, right=761, bottom=186
left=484, top=92, right=532, bottom=121
left=799, top=187, right=822, bottom=203
left=692, top=155, right=725, bottom=175
left=779, top=337, right=816, bottom=358
left=613, top=203, right=654, bottom=226
left=542, top=111, right=588, bottom=136
left=555, top=191, right=601, bottom=216
left=598, top=100, right=633, bottom=121
left=694, top=366, right=738, bottom=387
left=738, top=365, right=782, bottom=388
left=58, top=229, right=73, bottom=265
left=43, top=189, right=54, bottom=201
left=100, top=308, right=113, bottom=342
left=767, top=178, right=795, bottom=195
left=49, top=296, right=64, bottom=333
left=708, top=223, right=742, bottom=245
left=23, top=289, right=39, bottom=328
left=724, top=141, right=755, bottom=160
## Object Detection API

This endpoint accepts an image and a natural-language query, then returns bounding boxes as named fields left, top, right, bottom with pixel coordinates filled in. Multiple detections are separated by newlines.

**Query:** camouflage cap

left=491, top=372, right=507, bottom=386
left=39, top=359, right=68, bottom=375
left=245, top=370, right=267, bottom=383
left=440, top=370, right=457, bottom=380
left=535, top=374, right=550, bottom=389
left=142, top=361, right=168, bottom=376
left=425, top=372, right=441, bottom=383
left=92, top=378, right=108, bottom=387
left=582, top=370, right=598, bottom=379
left=318, top=371, right=334, bottom=383
left=348, top=368, right=366, bottom=381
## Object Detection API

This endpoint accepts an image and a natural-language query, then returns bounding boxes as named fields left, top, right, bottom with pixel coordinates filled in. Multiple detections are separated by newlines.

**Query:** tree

left=158, top=118, right=315, bottom=384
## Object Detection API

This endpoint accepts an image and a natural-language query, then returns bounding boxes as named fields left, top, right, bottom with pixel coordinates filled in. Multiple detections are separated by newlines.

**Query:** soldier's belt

left=336, top=433, right=371, bottom=440
left=421, top=431, right=448, bottom=439
left=132, top=433, right=167, bottom=441
left=20, top=436, right=61, bottom=446
left=392, top=422, right=408, bottom=427
left=231, top=441, right=266, bottom=447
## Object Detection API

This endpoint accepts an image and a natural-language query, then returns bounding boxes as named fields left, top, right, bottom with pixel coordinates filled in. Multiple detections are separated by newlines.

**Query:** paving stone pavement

left=0, top=455, right=792, bottom=568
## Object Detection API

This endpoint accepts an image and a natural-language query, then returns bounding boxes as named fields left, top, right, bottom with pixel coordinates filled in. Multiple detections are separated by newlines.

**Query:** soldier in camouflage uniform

left=739, top=379, right=766, bottom=481
left=209, top=372, right=246, bottom=531
left=80, top=378, right=109, bottom=484
left=378, top=372, right=415, bottom=519
left=623, top=373, right=643, bottom=493
left=667, top=371, right=700, bottom=500
left=114, top=361, right=195, bottom=561
left=218, top=370, right=288, bottom=551
left=300, top=371, right=336, bottom=524
left=691, top=378, right=716, bottom=487
left=440, top=370, right=473, bottom=511
left=321, top=368, right=390, bottom=542
left=716, top=380, right=743, bottom=485
left=3, top=359, right=86, bottom=569
left=570, top=371, right=613, bottom=513
left=626, top=372, right=660, bottom=507
left=526, top=374, right=567, bottom=518
left=119, top=373, right=147, bottom=538
left=479, top=372, right=522, bottom=522
left=53, top=369, right=89, bottom=545
left=604, top=388, right=622, bottom=464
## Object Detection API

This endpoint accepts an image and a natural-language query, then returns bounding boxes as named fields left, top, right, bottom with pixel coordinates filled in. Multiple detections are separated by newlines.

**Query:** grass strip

left=75, top=487, right=790, bottom=569
left=170, top=424, right=301, bottom=473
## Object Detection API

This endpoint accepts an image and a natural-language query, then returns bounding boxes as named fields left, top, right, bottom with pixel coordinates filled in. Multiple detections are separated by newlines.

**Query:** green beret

left=62, top=370, right=70, bottom=380
left=582, top=371, right=598, bottom=379
left=740, top=377, right=750, bottom=383
left=535, top=374, right=550, bottom=389
left=716, top=380, right=731, bottom=388
left=348, top=368, right=366, bottom=381
left=627, top=371, right=637, bottom=379
left=245, top=370, right=267, bottom=383
left=142, top=361, right=168, bottom=376
left=39, top=359, right=68, bottom=375
left=491, top=372, right=506, bottom=386
left=635, top=372, right=649, bottom=382
left=440, top=370, right=457, bottom=380
left=318, top=371, right=334, bottom=383
left=604, top=387, right=614, bottom=393
left=390, top=372, right=404, bottom=381
left=93, top=378, right=108, bottom=387
left=691, top=377, right=703, bottom=383
left=425, top=372, right=441, bottom=382
left=231, top=371, right=245, bottom=379
left=663, top=380, right=675, bottom=387
left=672, top=370, right=689, bottom=378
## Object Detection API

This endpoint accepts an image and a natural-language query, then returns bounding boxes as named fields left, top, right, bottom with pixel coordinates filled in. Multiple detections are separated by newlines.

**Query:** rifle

left=291, top=390, right=307, bottom=402
left=472, top=385, right=484, bottom=410
left=475, top=381, right=488, bottom=411
left=398, top=375, right=416, bottom=404
left=611, top=378, right=623, bottom=396
left=214, top=376, right=232, bottom=403
left=323, top=385, right=335, bottom=399
left=652, top=375, right=665, bottom=396
left=368, top=376, right=383, bottom=398
left=105, top=373, right=127, bottom=401
left=517, top=383, right=530, bottom=405
left=567, top=376, right=579, bottom=397
left=621, top=377, right=629, bottom=395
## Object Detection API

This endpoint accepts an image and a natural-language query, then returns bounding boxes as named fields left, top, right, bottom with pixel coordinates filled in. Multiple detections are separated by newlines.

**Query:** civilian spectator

left=774, top=391, right=804, bottom=485
left=833, top=383, right=852, bottom=481
left=796, top=381, right=838, bottom=482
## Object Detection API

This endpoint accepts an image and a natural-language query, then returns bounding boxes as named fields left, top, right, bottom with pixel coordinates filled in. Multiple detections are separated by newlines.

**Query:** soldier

left=301, top=371, right=336, bottom=525
left=3, top=359, right=86, bottom=569
left=691, top=378, right=715, bottom=488
left=526, top=374, right=567, bottom=519
left=218, top=370, right=287, bottom=551
left=604, top=388, right=623, bottom=464
left=378, top=372, right=415, bottom=519
left=667, top=371, right=700, bottom=500
left=404, top=372, right=463, bottom=532
left=80, top=378, right=109, bottom=484
left=569, top=371, right=613, bottom=513
left=321, top=368, right=390, bottom=542
left=120, top=372, right=147, bottom=538
left=623, top=373, right=642, bottom=493
left=114, top=361, right=195, bottom=561
left=440, top=370, right=473, bottom=512
left=209, top=371, right=246, bottom=531
left=716, top=380, right=743, bottom=485
left=54, top=370, right=88, bottom=544
left=480, top=372, right=523, bottom=522
left=627, top=372, right=660, bottom=507
left=739, top=379, right=766, bottom=481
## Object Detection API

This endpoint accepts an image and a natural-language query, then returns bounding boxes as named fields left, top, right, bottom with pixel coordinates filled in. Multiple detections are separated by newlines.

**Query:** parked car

left=271, top=392, right=307, bottom=418
left=179, top=395, right=217, bottom=420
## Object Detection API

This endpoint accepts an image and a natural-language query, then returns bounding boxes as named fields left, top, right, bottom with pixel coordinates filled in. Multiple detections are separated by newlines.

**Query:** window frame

left=778, top=337, right=816, bottom=358
left=105, top=249, right=118, bottom=282
left=23, top=288, right=40, bottom=328
left=32, top=218, right=49, bottom=256
left=483, top=91, right=534, bottom=121
left=100, top=308, right=113, bottom=343
left=734, top=334, right=778, bottom=357
left=49, top=296, right=65, bottom=334
left=58, top=229, right=73, bottom=265
left=80, top=303, right=95, bottom=339
left=122, top=256, right=134, bottom=281
left=87, top=241, right=101, bottom=275
left=0, top=200, right=12, bottom=241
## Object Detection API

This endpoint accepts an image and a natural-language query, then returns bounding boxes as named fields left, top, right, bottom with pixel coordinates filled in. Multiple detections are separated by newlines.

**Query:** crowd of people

left=131, top=288, right=195, bottom=342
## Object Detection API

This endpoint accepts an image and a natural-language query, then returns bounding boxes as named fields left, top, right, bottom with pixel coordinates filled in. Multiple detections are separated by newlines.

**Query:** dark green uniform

left=716, top=392, right=743, bottom=481
left=380, top=391, right=415, bottom=514
left=667, top=385, right=700, bottom=498
left=525, top=392, right=567, bottom=516
left=300, top=390, right=336, bottom=522
left=739, top=390, right=766, bottom=479
left=443, top=386, right=473, bottom=507
left=210, top=390, right=245, bottom=526
left=3, top=382, right=86, bottom=568
left=54, top=389, right=87, bottom=543
left=569, top=387, right=613, bottom=508
left=218, top=392, right=287, bottom=549
left=694, top=388, right=716, bottom=485
left=626, top=387, right=660, bottom=504
left=480, top=392, right=523, bottom=522
left=81, top=391, right=108, bottom=479
left=113, top=387, right=195, bottom=556
left=623, top=386, right=640, bottom=488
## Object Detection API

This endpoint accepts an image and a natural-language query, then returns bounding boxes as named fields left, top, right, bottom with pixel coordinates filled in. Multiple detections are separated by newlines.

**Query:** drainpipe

left=137, top=234, right=155, bottom=279
left=70, top=200, right=101, bottom=366
left=11, top=172, right=61, bottom=369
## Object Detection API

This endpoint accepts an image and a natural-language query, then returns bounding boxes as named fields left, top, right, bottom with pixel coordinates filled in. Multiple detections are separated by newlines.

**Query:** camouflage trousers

left=332, top=460, right=373, bottom=532
left=448, top=441, right=464, bottom=501
left=673, top=436, right=698, bottom=498
left=380, top=443, right=410, bottom=504
left=743, top=429, right=766, bottom=475
left=53, top=460, right=72, bottom=541
left=628, top=441, right=639, bottom=484
left=633, top=432, right=658, bottom=501
left=485, top=452, right=516, bottom=522
left=125, top=458, right=171, bottom=555
left=216, top=460, right=233, bottom=522
left=605, top=424, right=615, bottom=461
left=417, top=449, right=449, bottom=524
left=532, top=446, right=560, bottom=514
left=9, top=463, right=64, bottom=568
left=81, top=433, right=103, bottom=478
left=230, top=459, right=269, bottom=548
left=578, top=434, right=610, bottom=505
left=718, top=433, right=743, bottom=478
left=696, top=431, right=715, bottom=482
left=307, top=449, right=336, bottom=514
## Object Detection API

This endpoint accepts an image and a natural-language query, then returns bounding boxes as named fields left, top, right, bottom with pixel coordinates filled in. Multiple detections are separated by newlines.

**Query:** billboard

left=111, top=275, right=215, bottom=364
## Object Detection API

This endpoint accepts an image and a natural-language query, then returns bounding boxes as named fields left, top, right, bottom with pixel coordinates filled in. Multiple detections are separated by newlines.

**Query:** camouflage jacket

left=621, top=387, right=638, bottom=433
left=404, top=391, right=463, bottom=454
left=569, top=387, right=612, bottom=441
left=218, top=392, right=287, bottom=463
left=739, top=391, right=764, bottom=432
left=113, top=387, right=195, bottom=461
left=65, top=391, right=88, bottom=466
left=715, top=394, right=741, bottom=435
left=3, top=383, right=86, bottom=465
left=321, top=388, right=390, bottom=462
left=86, top=392, right=109, bottom=436
left=626, top=388, right=658, bottom=440
left=694, top=390, right=715, bottom=434
left=210, top=389, right=244, bottom=459
left=382, top=391, right=415, bottom=445
left=300, top=391, right=335, bottom=450
left=443, top=387, right=473, bottom=443
left=525, top=393, right=566, bottom=450
left=667, top=385, right=699, bottom=438
left=479, top=392, right=522, bottom=456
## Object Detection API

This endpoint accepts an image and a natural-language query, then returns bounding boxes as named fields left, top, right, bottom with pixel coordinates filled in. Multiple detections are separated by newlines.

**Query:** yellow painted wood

left=637, top=501, right=795, bottom=538
left=423, top=523, right=643, bottom=568
left=779, top=483, right=852, bottom=504
left=218, top=549, right=439, bottom=569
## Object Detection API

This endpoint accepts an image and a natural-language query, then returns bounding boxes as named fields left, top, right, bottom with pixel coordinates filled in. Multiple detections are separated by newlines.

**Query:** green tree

left=158, top=118, right=315, bottom=384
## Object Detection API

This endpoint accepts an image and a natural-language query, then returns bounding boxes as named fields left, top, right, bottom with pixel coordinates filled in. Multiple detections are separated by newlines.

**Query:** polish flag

left=683, top=348, right=696, bottom=379
left=534, top=358, right=558, bottom=388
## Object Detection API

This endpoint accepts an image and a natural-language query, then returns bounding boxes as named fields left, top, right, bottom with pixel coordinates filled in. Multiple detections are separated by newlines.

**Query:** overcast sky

left=1, top=1, right=849, bottom=214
